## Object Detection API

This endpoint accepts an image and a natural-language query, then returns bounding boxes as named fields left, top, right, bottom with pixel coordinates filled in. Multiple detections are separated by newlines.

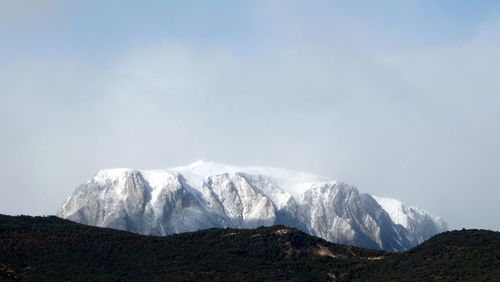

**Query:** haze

left=1, top=0, right=499, bottom=231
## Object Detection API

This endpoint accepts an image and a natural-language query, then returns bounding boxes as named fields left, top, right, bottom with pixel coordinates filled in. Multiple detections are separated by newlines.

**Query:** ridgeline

left=0, top=215, right=498, bottom=281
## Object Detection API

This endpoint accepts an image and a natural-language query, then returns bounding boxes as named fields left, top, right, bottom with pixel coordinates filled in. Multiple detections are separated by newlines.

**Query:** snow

left=91, top=162, right=341, bottom=206
left=372, top=195, right=445, bottom=231
left=166, top=160, right=327, bottom=200
left=89, top=161, right=328, bottom=208
left=91, top=164, right=444, bottom=233
left=372, top=196, right=410, bottom=228
left=62, top=161, right=447, bottom=250
left=93, top=168, right=133, bottom=185
left=140, top=170, right=178, bottom=190
left=89, top=161, right=333, bottom=214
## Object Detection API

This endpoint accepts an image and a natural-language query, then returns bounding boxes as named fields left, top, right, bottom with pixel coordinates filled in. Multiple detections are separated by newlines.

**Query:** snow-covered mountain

left=57, top=161, right=447, bottom=251
left=372, top=196, right=447, bottom=244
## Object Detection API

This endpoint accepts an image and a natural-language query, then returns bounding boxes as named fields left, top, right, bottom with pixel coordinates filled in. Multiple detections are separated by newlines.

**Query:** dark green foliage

left=0, top=215, right=499, bottom=281
left=347, top=229, right=500, bottom=281
left=0, top=215, right=382, bottom=281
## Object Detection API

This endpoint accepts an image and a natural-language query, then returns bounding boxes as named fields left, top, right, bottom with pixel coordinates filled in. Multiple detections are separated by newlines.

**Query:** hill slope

left=1, top=215, right=498, bottom=281
left=0, top=214, right=385, bottom=281
left=350, top=229, right=500, bottom=281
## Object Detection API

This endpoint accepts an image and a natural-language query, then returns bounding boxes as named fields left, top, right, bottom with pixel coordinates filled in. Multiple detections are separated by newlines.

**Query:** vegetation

left=348, top=228, right=500, bottom=281
left=0, top=215, right=498, bottom=281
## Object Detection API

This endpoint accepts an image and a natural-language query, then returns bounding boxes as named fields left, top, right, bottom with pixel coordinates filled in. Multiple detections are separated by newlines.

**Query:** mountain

left=372, top=196, right=447, bottom=244
left=1, top=214, right=498, bottom=281
left=57, top=161, right=446, bottom=251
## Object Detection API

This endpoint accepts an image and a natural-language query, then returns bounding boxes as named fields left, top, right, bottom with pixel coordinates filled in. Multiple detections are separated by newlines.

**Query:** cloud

left=1, top=3, right=500, bottom=231
left=0, top=0, right=64, bottom=28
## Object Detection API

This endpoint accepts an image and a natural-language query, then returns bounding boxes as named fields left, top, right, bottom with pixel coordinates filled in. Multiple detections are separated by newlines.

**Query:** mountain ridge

left=1, top=214, right=498, bottom=281
left=57, top=161, right=447, bottom=251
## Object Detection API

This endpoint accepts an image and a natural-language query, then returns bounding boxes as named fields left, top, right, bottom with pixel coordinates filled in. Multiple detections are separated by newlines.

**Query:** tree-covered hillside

left=0, top=215, right=498, bottom=281
left=349, top=229, right=500, bottom=281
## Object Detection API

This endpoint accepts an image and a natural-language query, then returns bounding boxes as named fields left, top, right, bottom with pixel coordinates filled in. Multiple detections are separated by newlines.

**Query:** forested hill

left=1, top=215, right=499, bottom=281
left=352, top=228, right=500, bottom=281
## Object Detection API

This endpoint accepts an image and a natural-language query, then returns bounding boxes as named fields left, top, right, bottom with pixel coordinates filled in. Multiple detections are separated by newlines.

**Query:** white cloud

left=1, top=11, right=500, bottom=231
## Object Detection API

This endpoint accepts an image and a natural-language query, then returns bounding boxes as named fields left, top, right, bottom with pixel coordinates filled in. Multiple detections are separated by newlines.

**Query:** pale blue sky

left=1, top=1, right=500, bottom=231
left=2, top=1, right=499, bottom=59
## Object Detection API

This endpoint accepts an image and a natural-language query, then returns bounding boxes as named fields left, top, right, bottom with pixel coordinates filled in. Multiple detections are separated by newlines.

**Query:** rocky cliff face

left=57, top=161, right=447, bottom=251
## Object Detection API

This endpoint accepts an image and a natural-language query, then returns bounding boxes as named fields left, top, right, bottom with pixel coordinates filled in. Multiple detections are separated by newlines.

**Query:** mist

left=1, top=1, right=499, bottom=231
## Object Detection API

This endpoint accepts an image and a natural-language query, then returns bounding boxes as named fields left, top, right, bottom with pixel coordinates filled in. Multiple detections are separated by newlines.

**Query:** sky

left=1, top=0, right=499, bottom=231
